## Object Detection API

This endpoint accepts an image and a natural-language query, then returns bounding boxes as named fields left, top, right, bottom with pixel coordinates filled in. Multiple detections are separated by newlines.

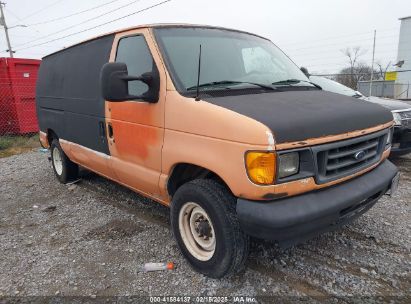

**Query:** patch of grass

left=0, top=134, right=40, bottom=158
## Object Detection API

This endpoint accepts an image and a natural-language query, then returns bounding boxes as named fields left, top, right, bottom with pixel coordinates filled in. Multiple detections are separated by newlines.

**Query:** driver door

left=105, top=28, right=166, bottom=200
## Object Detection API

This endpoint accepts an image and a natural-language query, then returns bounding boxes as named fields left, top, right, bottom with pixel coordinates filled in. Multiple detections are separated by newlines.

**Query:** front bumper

left=391, top=126, right=411, bottom=156
left=236, top=160, right=398, bottom=247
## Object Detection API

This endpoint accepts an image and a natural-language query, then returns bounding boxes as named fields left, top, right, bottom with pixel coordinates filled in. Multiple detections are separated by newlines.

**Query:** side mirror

left=100, top=62, right=159, bottom=103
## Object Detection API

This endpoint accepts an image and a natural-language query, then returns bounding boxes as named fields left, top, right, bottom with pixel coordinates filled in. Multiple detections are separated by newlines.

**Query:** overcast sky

left=1, top=0, right=410, bottom=74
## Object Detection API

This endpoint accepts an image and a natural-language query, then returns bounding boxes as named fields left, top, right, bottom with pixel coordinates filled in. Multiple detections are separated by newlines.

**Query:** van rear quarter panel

left=36, top=35, right=114, bottom=155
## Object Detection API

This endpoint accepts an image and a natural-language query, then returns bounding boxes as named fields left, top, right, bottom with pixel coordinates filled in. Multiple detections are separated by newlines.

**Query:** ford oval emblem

left=354, top=151, right=366, bottom=160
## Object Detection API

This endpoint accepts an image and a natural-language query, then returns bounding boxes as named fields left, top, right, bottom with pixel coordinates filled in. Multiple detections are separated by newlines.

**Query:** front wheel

left=170, top=179, right=249, bottom=278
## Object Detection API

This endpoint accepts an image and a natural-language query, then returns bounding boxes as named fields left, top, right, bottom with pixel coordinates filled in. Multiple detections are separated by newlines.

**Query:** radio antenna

left=195, top=44, right=202, bottom=101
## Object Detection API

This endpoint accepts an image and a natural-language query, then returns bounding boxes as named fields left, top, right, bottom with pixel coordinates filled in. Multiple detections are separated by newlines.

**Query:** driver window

left=115, top=35, right=154, bottom=96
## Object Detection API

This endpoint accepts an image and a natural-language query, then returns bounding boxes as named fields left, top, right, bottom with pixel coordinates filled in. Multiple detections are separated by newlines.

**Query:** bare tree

left=341, top=47, right=367, bottom=73
left=337, top=47, right=372, bottom=89
left=375, top=61, right=392, bottom=80
left=336, top=65, right=376, bottom=89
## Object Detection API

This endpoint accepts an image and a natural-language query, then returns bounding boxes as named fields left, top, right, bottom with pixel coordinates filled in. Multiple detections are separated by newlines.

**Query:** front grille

left=399, top=110, right=411, bottom=127
left=312, top=130, right=387, bottom=184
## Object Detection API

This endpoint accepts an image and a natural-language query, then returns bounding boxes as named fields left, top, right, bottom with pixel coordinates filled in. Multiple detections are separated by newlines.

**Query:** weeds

left=0, top=134, right=40, bottom=158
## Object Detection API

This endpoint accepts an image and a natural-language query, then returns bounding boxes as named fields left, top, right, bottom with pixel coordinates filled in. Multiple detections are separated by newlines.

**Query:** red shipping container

left=0, top=57, right=41, bottom=135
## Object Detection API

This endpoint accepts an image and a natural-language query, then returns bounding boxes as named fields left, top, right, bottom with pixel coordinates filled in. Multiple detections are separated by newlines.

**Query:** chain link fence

left=0, top=58, right=41, bottom=157
left=0, top=78, right=40, bottom=157
left=357, top=81, right=411, bottom=99
left=312, top=70, right=411, bottom=100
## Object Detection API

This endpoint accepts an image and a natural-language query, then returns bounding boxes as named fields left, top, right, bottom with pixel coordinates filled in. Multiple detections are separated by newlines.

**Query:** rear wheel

left=50, top=139, right=78, bottom=183
left=171, top=179, right=249, bottom=278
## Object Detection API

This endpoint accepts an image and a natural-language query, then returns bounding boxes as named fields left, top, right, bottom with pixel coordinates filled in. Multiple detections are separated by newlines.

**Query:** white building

left=395, top=16, right=411, bottom=100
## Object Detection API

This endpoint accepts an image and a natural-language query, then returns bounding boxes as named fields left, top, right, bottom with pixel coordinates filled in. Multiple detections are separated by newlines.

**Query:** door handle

left=98, top=121, right=106, bottom=142
left=107, top=123, right=114, bottom=139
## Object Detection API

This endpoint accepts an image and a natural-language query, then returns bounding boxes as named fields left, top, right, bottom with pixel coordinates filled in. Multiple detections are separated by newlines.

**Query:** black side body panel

left=203, top=90, right=393, bottom=144
left=36, top=34, right=115, bottom=155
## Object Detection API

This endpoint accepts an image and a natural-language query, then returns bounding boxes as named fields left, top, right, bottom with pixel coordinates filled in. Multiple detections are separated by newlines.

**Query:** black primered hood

left=203, top=90, right=393, bottom=144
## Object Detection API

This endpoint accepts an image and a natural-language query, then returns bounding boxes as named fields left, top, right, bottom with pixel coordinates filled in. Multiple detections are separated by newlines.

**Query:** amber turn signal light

left=245, top=151, right=276, bottom=185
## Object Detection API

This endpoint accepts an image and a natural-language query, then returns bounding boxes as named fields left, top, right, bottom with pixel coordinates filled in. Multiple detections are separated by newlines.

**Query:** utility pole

left=369, top=30, right=376, bottom=96
left=0, top=2, right=13, bottom=58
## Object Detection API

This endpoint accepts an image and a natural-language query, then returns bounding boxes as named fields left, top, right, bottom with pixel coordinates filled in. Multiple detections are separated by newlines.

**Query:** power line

left=285, top=40, right=405, bottom=59
left=25, top=0, right=123, bottom=27
left=287, top=46, right=405, bottom=62
left=293, top=51, right=402, bottom=67
left=282, top=44, right=402, bottom=64
left=4, top=7, right=41, bottom=34
left=13, top=0, right=172, bottom=52
left=302, top=52, right=402, bottom=68
left=4, top=7, right=24, bottom=21
left=304, top=59, right=402, bottom=70
left=19, top=0, right=65, bottom=21
left=280, top=27, right=400, bottom=47
left=14, top=0, right=142, bottom=49
left=287, top=34, right=400, bottom=53
left=312, top=70, right=411, bottom=77
left=288, top=41, right=409, bottom=63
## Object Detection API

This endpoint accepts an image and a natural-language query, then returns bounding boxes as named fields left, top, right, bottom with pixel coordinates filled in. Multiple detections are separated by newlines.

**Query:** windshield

left=154, top=27, right=312, bottom=92
left=309, top=76, right=359, bottom=97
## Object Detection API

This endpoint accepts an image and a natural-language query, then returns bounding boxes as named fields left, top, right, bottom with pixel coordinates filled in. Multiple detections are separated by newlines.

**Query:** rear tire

left=50, top=139, right=78, bottom=183
left=170, top=179, right=249, bottom=278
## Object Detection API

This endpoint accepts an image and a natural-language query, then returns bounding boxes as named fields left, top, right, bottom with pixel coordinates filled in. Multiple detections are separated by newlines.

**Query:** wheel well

left=47, top=129, right=58, bottom=146
left=167, top=163, right=227, bottom=197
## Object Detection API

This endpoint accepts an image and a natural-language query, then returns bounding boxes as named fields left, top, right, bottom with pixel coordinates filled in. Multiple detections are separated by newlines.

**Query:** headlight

left=278, top=152, right=299, bottom=178
left=392, top=112, right=402, bottom=126
left=245, top=151, right=276, bottom=185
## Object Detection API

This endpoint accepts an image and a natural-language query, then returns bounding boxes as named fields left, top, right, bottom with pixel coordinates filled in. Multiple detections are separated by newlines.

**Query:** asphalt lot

left=0, top=151, right=410, bottom=302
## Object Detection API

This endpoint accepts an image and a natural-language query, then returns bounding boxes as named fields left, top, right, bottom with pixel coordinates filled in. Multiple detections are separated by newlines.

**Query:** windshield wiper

left=272, top=79, right=322, bottom=89
left=187, top=80, right=277, bottom=91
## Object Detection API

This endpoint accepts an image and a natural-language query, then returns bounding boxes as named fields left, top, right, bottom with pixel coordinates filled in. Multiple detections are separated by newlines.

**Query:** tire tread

left=171, top=178, right=249, bottom=278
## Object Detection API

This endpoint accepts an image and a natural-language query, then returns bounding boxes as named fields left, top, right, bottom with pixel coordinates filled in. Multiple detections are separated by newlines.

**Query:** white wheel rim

left=178, top=202, right=216, bottom=261
left=52, top=147, right=63, bottom=176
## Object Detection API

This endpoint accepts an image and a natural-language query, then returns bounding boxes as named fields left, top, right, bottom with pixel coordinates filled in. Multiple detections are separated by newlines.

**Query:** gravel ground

left=0, top=151, right=410, bottom=303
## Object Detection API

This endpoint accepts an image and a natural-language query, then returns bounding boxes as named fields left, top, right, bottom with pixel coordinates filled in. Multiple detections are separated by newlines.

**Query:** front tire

left=170, top=179, right=249, bottom=278
left=50, top=139, right=78, bottom=183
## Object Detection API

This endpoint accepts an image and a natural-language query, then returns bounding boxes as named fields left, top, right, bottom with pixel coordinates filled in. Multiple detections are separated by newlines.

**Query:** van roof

left=43, top=24, right=269, bottom=58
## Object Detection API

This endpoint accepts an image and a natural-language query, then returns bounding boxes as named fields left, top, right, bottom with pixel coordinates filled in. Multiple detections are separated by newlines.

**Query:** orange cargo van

left=36, top=24, right=399, bottom=278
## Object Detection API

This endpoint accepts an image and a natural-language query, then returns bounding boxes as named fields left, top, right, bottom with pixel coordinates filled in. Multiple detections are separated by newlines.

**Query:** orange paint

left=60, top=139, right=113, bottom=178
left=39, top=131, right=49, bottom=148
left=275, top=121, right=394, bottom=150
left=59, top=139, right=169, bottom=205
left=109, top=101, right=156, bottom=126
left=110, top=120, right=158, bottom=160
left=103, top=28, right=167, bottom=198
left=59, top=139, right=71, bottom=158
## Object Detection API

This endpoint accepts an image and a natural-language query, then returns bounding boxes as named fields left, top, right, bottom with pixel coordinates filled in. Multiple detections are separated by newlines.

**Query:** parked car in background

left=310, top=75, right=411, bottom=156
